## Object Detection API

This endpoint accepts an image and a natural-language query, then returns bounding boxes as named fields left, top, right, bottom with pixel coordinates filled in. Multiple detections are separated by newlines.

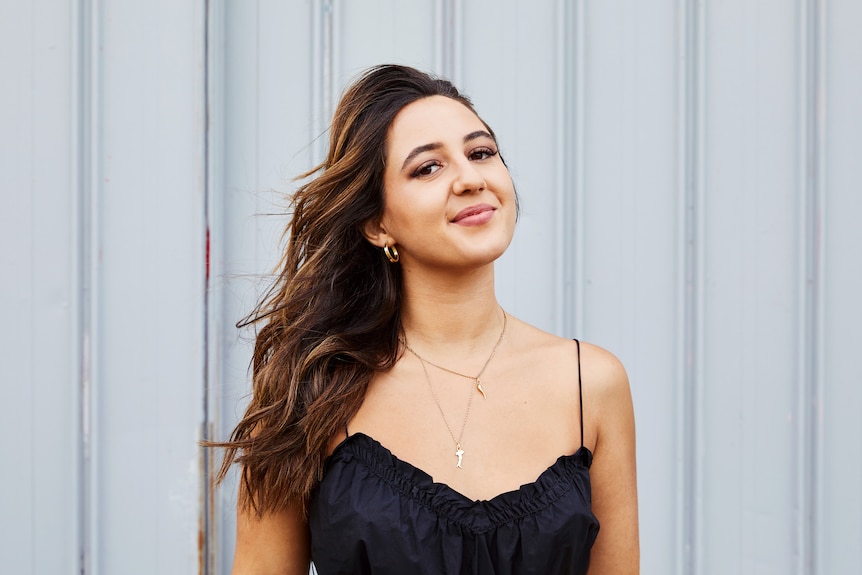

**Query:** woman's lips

left=451, top=204, right=496, bottom=226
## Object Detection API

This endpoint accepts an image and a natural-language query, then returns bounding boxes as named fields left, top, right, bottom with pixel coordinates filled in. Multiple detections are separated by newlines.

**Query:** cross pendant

left=455, top=444, right=464, bottom=468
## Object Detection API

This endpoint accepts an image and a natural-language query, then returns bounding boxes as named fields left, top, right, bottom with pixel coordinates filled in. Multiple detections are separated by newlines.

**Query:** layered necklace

left=402, top=309, right=508, bottom=468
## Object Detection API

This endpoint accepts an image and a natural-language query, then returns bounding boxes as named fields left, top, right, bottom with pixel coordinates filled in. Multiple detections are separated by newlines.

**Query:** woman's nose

left=451, top=159, right=486, bottom=195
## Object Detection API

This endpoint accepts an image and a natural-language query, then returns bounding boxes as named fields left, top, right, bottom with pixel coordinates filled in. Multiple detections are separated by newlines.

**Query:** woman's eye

left=469, top=148, right=498, bottom=161
left=413, top=162, right=441, bottom=177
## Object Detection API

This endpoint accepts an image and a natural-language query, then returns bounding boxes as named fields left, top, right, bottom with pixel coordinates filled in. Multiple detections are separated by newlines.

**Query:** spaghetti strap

left=345, top=423, right=350, bottom=440
left=574, top=339, right=584, bottom=449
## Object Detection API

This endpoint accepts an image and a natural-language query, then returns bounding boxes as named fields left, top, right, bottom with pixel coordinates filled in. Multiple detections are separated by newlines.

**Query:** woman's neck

left=398, top=265, right=503, bottom=358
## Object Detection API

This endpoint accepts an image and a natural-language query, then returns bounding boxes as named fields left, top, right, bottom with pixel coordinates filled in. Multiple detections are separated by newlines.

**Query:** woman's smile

left=451, top=203, right=497, bottom=226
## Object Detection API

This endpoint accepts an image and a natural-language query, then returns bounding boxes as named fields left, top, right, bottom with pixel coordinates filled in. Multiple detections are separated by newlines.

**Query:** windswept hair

left=211, top=65, right=490, bottom=515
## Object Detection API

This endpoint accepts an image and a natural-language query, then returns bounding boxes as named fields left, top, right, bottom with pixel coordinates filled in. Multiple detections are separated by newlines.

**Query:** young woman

left=216, top=64, right=639, bottom=574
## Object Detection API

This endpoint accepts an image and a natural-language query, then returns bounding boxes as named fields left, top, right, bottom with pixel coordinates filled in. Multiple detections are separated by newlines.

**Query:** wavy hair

left=211, top=65, right=493, bottom=515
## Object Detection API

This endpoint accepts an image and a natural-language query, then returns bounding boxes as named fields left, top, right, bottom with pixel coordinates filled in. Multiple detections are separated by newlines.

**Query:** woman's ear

left=362, top=218, right=393, bottom=249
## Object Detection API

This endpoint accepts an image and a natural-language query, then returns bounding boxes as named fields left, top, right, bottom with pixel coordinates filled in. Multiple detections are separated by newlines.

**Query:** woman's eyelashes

left=412, top=161, right=442, bottom=178
left=409, top=147, right=499, bottom=178
left=468, top=147, right=498, bottom=161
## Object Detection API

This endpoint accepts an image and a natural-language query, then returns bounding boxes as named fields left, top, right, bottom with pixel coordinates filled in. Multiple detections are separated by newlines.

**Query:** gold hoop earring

left=383, top=244, right=400, bottom=263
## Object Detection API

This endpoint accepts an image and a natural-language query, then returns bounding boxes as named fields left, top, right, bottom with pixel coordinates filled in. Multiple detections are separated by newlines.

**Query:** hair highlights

left=211, top=65, right=488, bottom=515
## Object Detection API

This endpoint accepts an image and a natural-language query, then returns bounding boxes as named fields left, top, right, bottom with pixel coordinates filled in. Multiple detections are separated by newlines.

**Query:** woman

left=217, top=64, right=639, bottom=574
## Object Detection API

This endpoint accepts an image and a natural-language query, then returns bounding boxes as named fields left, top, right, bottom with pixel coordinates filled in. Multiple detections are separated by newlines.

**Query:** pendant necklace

left=402, top=309, right=507, bottom=468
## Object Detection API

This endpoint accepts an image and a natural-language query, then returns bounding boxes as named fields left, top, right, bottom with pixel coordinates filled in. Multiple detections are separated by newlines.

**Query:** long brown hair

left=212, top=65, right=490, bottom=515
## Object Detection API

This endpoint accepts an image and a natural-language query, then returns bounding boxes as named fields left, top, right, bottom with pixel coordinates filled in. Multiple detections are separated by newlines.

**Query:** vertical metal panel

left=80, top=0, right=101, bottom=571
left=820, top=1, right=862, bottom=573
left=553, top=0, right=583, bottom=340
left=701, top=2, right=800, bottom=574
left=796, top=0, right=824, bottom=572
left=579, top=3, right=681, bottom=574
left=85, top=1, right=207, bottom=573
left=311, top=0, right=335, bottom=164
left=675, top=0, right=705, bottom=574
left=211, top=0, right=262, bottom=571
left=338, top=0, right=438, bottom=83
left=435, top=0, right=462, bottom=82
left=678, top=0, right=707, bottom=573
left=0, top=1, right=81, bottom=573
left=203, top=2, right=227, bottom=572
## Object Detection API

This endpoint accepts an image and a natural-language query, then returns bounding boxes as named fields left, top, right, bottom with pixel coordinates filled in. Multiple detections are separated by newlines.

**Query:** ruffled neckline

left=322, top=432, right=593, bottom=533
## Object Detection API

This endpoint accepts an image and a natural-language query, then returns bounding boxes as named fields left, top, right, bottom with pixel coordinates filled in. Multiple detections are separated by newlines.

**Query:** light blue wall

left=2, top=1, right=860, bottom=574
left=1, top=1, right=207, bottom=573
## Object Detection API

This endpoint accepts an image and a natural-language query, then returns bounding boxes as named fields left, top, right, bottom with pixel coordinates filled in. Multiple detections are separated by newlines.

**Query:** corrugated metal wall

left=2, top=1, right=208, bottom=573
left=3, top=1, right=861, bottom=574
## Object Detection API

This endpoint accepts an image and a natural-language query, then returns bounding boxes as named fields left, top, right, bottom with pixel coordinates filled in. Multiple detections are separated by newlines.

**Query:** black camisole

left=308, top=340, right=599, bottom=574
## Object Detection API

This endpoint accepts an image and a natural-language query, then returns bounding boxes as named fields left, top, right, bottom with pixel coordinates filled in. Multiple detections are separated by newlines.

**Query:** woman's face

left=370, top=95, right=517, bottom=272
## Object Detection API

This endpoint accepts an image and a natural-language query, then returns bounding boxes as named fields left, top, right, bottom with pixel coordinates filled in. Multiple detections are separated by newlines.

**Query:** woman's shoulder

left=577, top=341, right=628, bottom=387
left=503, top=315, right=633, bottom=454
left=509, top=316, right=629, bottom=402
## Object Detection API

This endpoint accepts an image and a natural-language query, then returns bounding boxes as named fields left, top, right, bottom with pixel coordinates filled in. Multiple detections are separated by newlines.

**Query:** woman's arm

left=583, top=344, right=640, bottom=575
left=232, top=495, right=311, bottom=575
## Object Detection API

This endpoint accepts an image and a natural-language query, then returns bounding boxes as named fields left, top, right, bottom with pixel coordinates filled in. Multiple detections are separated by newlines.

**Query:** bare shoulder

left=573, top=340, right=634, bottom=452
left=509, top=317, right=629, bottom=401
left=576, top=340, right=631, bottom=405
left=506, top=318, right=632, bottom=451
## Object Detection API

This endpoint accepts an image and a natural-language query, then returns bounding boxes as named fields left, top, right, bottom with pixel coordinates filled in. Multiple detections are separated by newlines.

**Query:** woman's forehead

left=386, top=96, right=489, bottom=151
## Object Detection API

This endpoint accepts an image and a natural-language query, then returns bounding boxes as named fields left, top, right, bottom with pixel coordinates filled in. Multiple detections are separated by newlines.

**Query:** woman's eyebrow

left=464, top=130, right=493, bottom=143
left=400, top=131, right=496, bottom=171
left=401, top=142, right=442, bottom=171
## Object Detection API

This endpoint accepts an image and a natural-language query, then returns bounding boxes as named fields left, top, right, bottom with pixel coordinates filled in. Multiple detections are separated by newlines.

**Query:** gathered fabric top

left=308, top=340, right=599, bottom=574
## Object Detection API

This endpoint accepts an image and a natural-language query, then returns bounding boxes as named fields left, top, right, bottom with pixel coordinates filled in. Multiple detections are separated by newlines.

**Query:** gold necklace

left=403, top=309, right=507, bottom=400
left=403, top=309, right=507, bottom=468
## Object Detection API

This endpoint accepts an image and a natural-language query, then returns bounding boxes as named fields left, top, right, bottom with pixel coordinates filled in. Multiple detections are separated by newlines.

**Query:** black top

left=308, top=340, right=599, bottom=574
